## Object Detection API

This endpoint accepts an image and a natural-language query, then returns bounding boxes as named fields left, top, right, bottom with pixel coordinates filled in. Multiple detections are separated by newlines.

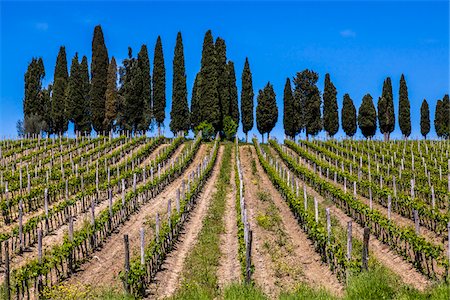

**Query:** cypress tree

left=420, top=99, right=430, bottom=139
left=215, top=37, right=229, bottom=132
left=283, top=78, right=295, bottom=139
left=66, top=53, right=85, bottom=133
left=227, top=61, right=239, bottom=126
left=23, top=57, right=45, bottom=119
left=51, top=46, right=69, bottom=135
left=78, top=56, right=91, bottom=133
left=435, top=95, right=450, bottom=139
left=153, top=36, right=166, bottom=135
left=190, top=72, right=201, bottom=130
left=358, top=93, right=377, bottom=139
left=293, top=69, right=321, bottom=139
left=241, top=58, right=254, bottom=142
left=41, top=85, right=52, bottom=134
left=398, top=74, right=411, bottom=139
left=377, top=77, right=395, bottom=141
left=256, top=82, right=278, bottom=143
left=90, top=25, right=109, bottom=134
left=138, top=44, right=151, bottom=132
left=104, top=56, right=118, bottom=132
left=323, top=73, right=339, bottom=137
left=199, top=30, right=220, bottom=131
left=341, top=93, right=357, bottom=138
left=170, top=32, right=190, bottom=135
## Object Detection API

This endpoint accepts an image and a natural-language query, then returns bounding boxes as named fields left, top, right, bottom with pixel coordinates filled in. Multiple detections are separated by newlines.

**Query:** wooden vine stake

left=245, top=230, right=253, bottom=284
left=362, top=227, right=369, bottom=271
left=326, top=208, right=331, bottom=243
left=387, top=195, right=391, bottom=220
left=44, top=188, right=49, bottom=233
left=38, top=229, right=43, bottom=295
left=414, top=210, right=420, bottom=234
left=19, top=200, right=23, bottom=253
left=140, top=228, right=145, bottom=265
left=314, top=197, right=318, bottom=223
left=69, top=216, right=74, bottom=273
left=123, top=234, right=130, bottom=293
left=4, top=240, right=10, bottom=300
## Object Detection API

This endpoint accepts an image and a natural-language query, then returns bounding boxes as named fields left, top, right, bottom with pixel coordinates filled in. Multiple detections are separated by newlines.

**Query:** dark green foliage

left=170, top=32, right=190, bottom=135
left=341, top=93, right=357, bottom=137
left=24, top=114, right=47, bottom=135
left=377, top=77, right=395, bottom=140
left=435, top=94, right=450, bottom=139
left=41, top=85, right=53, bottom=133
left=323, top=73, right=339, bottom=137
left=90, top=25, right=109, bottom=134
left=153, top=36, right=166, bottom=133
left=104, top=56, right=118, bottom=131
left=398, top=74, right=411, bottom=138
left=51, top=46, right=69, bottom=134
left=16, top=120, right=24, bottom=137
left=293, top=69, right=322, bottom=137
left=241, top=58, right=254, bottom=141
left=199, top=30, right=220, bottom=131
left=23, top=57, right=45, bottom=118
left=358, top=94, right=377, bottom=139
left=256, top=82, right=278, bottom=142
left=283, top=78, right=295, bottom=139
left=137, top=44, right=151, bottom=132
left=420, top=99, right=430, bottom=139
left=79, top=56, right=91, bottom=133
left=190, top=72, right=201, bottom=130
left=223, top=115, right=238, bottom=140
left=227, top=61, right=239, bottom=126
left=194, top=121, right=215, bottom=141
left=215, top=37, right=229, bottom=132
left=118, top=47, right=145, bottom=133
left=67, top=53, right=90, bottom=133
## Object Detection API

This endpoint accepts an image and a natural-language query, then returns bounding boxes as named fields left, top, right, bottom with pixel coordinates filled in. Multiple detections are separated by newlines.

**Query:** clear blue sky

left=1, top=1, right=449, bottom=140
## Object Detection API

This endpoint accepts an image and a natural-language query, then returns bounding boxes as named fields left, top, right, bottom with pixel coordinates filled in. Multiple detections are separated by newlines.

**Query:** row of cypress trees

left=22, top=25, right=449, bottom=140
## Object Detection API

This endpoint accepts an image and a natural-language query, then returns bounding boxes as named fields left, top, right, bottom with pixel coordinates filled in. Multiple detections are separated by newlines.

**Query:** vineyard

left=0, top=135, right=449, bottom=300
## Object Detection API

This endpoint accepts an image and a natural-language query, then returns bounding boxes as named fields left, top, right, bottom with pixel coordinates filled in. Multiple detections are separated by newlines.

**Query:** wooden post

left=353, top=181, right=357, bottom=196
left=347, top=221, right=352, bottom=260
left=69, top=216, right=74, bottom=273
left=156, top=213, right=160, bottom=243
left=245, top=230, right=253, bottom=284
left=362, top=227, right=370, bottom=271
left=344, top=177, right=347, bottom=193
left=303, top=185, right=307, bottom=211
left=176, top=188, right=180, bottom=213
left=140, top=228, right=145, bottom=265
left=314, top=197, right=318, bottom=223
left=431, top=186, right=435, bottom=210
left=44, top=188, right=49, bottom=233
left=369, top=187, right=373, bottom=210
left=4, top=240, right=10, bottom=300
left=387, top=195, right=391, bottom=220
left=393, top=176, right=397, bottom=198
left=414, top=210, right=420, bottom=234
left=326, top=208, right=331, bottom=242
left=19, top=200, right=23, bottom=253
left=38, top=229, right=43, bottom=294
left=123, top=234, right=130, bottom=293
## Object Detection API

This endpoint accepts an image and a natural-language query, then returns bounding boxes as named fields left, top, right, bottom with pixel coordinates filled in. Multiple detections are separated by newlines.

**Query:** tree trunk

left=267, top=132, right=270, bottom=141
left=245, top=132, right=248, bottom=143
left=157, top=125, right=161, bottom=137
left=261, top=134, right=264, bottom=144
left=383, top=132, right=388, bottom=142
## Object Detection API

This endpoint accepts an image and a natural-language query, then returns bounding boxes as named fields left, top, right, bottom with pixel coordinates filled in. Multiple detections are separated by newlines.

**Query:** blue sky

left=0, top=1, right=448, bottom=140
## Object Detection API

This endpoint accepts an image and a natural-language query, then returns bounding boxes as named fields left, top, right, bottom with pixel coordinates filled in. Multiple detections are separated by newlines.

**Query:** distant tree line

left=21, top=25, right=450, bottom=140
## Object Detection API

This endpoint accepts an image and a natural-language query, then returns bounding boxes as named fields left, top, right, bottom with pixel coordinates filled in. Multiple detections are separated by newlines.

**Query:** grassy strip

left=171, top=143, right=232, bottom=300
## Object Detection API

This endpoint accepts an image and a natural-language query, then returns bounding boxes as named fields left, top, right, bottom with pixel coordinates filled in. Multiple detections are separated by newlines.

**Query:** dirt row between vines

left=3, top=142, right=181, bottom=275
left=286, top=145, right=445, bottom=247
left=149, top=146, right=225, bottom=299
left=240, top=145, right=343, bottom=299
left=65, top=144, right=211, bottom=291
left=268, top=145, right=431, bottom=291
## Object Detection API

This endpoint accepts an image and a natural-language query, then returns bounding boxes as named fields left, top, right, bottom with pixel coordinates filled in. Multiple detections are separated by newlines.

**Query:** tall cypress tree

left=79, top=56, right=91, bottom=133
left=153, top=36, right=166, bottom=135
left=420, top=99, right=430, bottom=139
left=41, top=84, right=52, bottom=134
left=24, top=57, right=45, bottom=119
left=341, top=93, right=357, bottom=138
left=199, top=30, right=220, bottom=131
left=138, top=44, right=151, bottom=132
left=398, top=74, right=411, bottom=139
left=52, top=46, right=69, bottom=135
left=104, top=56, right=118, bottom=132
left=323, top=73, right=339, bottom=137
left=66, top=53, right=85, bottom=133
left=227, top=61, right=239, bottom=126
left=283, top=78, right=295, bottom=139
left=293, top=69, right=321, bottom=139
left=190, top=72, right=201, bottom=130
left=215, top=37, right=229, bottom=132
left=170, top=32, right=190, bottom=135
left=90, top=25, right=109, bottom=134
left=358, top=93, right=377, bottom=139
left=435, top=95, right=450, bottom=139
left=241, top=58, right=254, bottom=142
left=256, top=82, right=278, bottom=143
left=377, top=77, right=395, bottom=141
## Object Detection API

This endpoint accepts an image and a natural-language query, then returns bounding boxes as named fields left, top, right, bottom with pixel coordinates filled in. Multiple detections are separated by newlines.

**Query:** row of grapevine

left=6, top=134, right=202, bottom=299
left=122, top=133, right=219, bottom=297
left=271, top=139, right=449, bottom=280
